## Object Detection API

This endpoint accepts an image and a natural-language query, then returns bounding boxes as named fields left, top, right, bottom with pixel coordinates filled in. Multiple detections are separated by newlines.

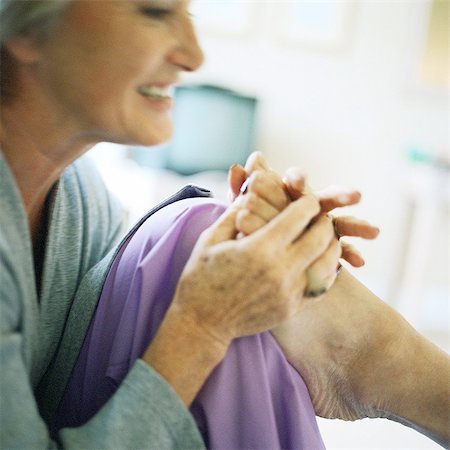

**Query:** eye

left=141, top=7, right=173, bottom=19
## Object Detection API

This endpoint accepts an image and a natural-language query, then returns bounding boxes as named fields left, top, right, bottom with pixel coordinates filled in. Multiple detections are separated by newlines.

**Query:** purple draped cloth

left=54, top=195, right=325, bottom=450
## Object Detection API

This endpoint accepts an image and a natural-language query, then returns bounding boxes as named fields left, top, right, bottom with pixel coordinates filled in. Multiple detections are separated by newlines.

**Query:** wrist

left=142, top=303, right=229, bottom=406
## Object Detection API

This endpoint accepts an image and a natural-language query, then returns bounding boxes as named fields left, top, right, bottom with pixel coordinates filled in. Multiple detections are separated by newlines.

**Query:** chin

left=137, top=131, right=172, bottom=147
left=130, top=114, right=173, bottom=146
left=111, top=127, right=172, bottom=148
left=139, top=124, right=173, bottom=147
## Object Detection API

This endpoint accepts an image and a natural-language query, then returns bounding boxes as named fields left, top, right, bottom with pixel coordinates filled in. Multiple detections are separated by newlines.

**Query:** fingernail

left=305, top=286, right=327, bottom=298
left=337, top=194, right=351, bottom=203
left=240, top=178, right=250, bottom=195
left=285, top=167, right=306, bottom=181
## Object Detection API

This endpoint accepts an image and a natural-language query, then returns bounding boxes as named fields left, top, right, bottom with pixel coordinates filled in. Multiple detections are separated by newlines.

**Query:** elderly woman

left=0, top=1, right=448, bottom=449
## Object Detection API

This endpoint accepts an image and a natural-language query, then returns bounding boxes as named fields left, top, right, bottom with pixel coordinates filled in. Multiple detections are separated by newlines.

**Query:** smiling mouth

left=137, top=85, right=174, bottom=100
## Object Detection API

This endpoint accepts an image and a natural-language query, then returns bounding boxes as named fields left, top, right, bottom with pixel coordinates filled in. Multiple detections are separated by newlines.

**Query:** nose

left=167, top=14, right=204, bottom=72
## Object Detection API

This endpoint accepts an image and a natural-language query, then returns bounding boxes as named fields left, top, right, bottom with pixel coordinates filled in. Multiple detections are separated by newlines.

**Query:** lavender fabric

left=53, top=196, right=325, bottom=450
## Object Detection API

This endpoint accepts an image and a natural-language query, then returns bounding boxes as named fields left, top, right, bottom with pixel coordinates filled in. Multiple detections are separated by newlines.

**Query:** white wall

left=180, top=0, right=449, bottom=330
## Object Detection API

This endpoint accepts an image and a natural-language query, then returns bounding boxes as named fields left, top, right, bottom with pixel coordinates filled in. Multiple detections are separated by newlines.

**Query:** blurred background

left=89, top=1, right=448, bottom=448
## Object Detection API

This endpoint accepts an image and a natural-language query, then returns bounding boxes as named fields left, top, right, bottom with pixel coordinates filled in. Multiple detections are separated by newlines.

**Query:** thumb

left=244, top=151, right=270, bottom=173
left=283, top=167, right=307, bottom=200
left=228, top=163, right=247, bottom=202
left=203, top=205, right=239, bottom=246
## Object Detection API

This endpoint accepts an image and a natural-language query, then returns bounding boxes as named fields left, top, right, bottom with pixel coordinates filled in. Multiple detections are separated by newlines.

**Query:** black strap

left=123, top=184, right=213, bottom=243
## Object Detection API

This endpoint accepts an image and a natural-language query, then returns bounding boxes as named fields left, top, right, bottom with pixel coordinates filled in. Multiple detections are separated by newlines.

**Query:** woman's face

left=33, top=0, right=203, bottom=146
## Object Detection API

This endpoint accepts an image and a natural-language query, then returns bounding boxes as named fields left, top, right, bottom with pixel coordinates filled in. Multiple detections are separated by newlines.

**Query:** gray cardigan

left=0, top=150, right=204, bottom=449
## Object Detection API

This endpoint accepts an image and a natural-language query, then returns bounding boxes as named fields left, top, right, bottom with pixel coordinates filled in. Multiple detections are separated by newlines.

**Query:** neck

left=0, top=97, right=95, bottom=243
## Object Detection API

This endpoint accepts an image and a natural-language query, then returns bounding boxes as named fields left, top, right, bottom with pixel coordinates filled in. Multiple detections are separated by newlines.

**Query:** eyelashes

left=139, top=2, right=194, bottom=23
left=140, top=7, right=173, bottom=20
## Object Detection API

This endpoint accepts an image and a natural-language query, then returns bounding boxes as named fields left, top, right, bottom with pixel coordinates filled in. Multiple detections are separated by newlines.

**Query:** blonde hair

left=0, top=0, right=71, bottom=100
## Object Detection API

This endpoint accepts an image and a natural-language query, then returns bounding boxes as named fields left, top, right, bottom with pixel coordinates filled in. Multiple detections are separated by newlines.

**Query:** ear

left=4, top=33, right=42, bottom=64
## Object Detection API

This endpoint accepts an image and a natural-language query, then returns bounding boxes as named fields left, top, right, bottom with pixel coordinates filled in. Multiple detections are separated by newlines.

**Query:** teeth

left=137, top=85, right=173, bottom=99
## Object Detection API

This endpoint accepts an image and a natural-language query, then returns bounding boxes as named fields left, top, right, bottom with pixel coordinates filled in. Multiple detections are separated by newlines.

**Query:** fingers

left=232, top=156, right=374, bottom=278
left=236, top=210, right=267, bottom=236
left=228, top=163, right=247, bottom=202
left=244, top=151, right=270, bottom=173
left=283, top=167, right=307, bottom=200
left=331, top=215, right=379, bottom=267
left=245, top=170, right=290, bottom=211
left=316, top=185, right=361, bottom=213
left=236, top=193, right=279, bottom=235
left=236, top=165, right=306, bottom=237
left=287, top=214, right=334, bottom=270
left=228, top=151, right=272, bottom=202
left=249, top=193, right=321, bottom=247
left=201, top=205, right=239, bottom=246
left=231, top=153, right=302, bottom=211
left=341, top=241, right=365, bottom=267
left=333, top=216, right=380, bottom=239
left=305, top=237, right=342, bottom=297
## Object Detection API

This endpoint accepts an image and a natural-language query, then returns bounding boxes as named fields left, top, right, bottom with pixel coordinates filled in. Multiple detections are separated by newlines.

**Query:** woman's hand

left=144, top=187, right=339, bottom=406
left=229, top=153, right=379, bottom=264
left=174, top=191, right=336, bottom=342
left=229, top=152, right=379, bottom=294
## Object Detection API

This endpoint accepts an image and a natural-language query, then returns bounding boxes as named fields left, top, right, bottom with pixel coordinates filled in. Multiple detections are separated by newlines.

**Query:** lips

left=137, top=85, right=174, bottom=100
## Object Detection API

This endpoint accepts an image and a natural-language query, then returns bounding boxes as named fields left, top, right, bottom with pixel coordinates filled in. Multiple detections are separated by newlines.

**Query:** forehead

left=58, top=0, right=190, bottom=35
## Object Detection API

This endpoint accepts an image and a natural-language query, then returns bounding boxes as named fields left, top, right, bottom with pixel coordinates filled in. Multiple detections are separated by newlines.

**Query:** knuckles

left=246, top=170, right=266, bottom=193
left=308, top=195, right=322, bottom=216
left=235, top=208, right=254, bottom=233
left=242, top=192, right=260, bottom=211
left=179, top=227, right=312, bottom=337
left=294, top=193, right=321, bottom=218
left=179, top=177, right=339, bottom=337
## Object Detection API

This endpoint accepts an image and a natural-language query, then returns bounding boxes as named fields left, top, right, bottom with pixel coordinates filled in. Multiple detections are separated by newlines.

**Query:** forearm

left=331, top=271, right=450, bottom=446
left=142, top=303, right=228, bottom=407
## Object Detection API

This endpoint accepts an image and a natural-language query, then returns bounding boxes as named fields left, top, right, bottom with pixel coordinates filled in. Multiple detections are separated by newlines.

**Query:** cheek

left=79, top=43, right=163, bottom=103
left=43, top=9, right=166, bottom=106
